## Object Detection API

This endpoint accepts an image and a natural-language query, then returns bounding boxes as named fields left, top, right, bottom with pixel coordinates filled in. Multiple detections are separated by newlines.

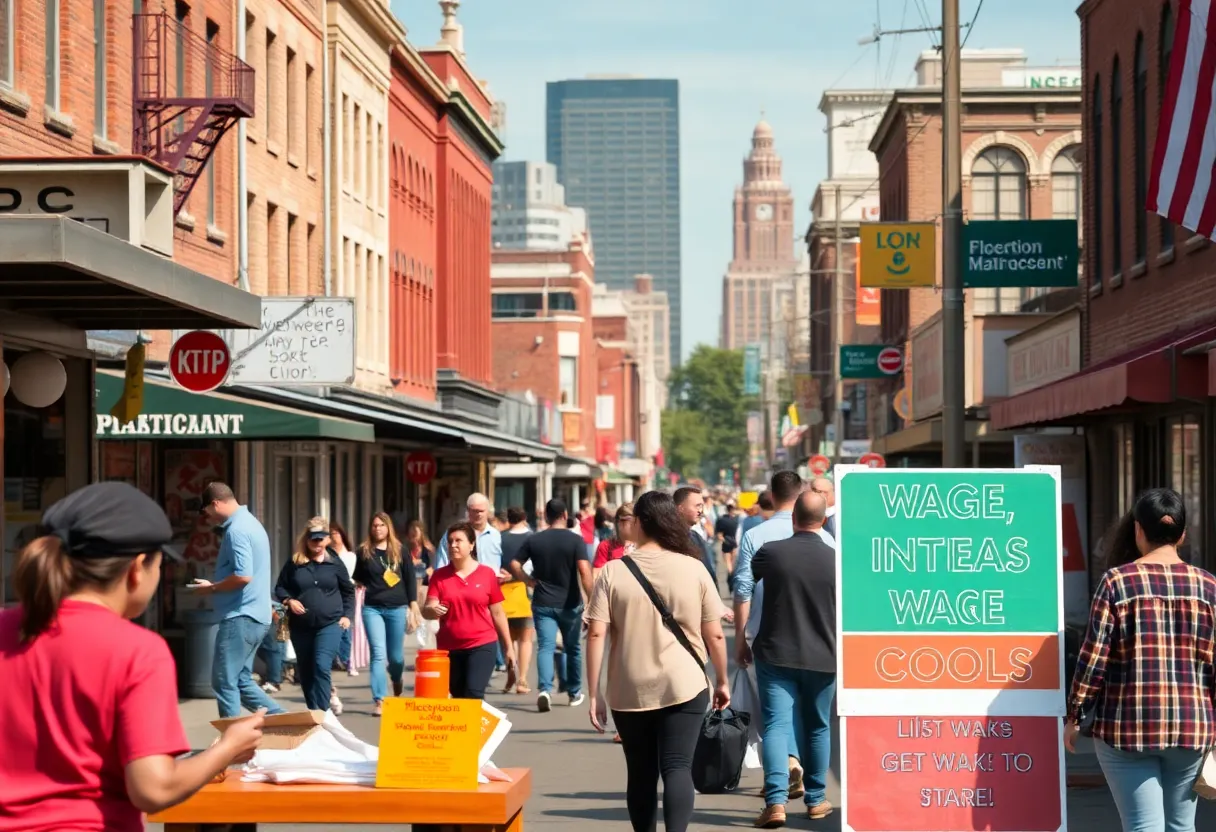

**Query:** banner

left=855, top=243, right=882, bottom=326
left=742, top=345, right=761, bottom=396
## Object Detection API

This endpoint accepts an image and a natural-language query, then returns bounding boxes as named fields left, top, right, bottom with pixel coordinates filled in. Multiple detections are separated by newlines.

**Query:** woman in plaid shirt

left=1067, top=488, right=1216, bottom=832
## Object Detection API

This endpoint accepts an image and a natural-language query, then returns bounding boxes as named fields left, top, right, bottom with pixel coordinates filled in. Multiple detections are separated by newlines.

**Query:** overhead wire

left=961, top=0, right=986, bottom=49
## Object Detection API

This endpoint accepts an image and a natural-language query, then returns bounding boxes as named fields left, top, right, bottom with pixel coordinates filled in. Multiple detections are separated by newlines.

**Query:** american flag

left=1149, top=0, right=1216, bottom=237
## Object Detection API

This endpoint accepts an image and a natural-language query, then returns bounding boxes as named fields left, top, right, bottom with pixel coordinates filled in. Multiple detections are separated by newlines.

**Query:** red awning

left=991, top=323, right=1216, bottom=430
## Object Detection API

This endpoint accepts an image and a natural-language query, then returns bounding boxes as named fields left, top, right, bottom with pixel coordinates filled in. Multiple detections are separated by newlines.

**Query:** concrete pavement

left=155, top=643, right=1216, bottom=831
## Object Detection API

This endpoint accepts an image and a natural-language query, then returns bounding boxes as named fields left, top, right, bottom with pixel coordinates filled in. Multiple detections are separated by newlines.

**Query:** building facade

left=546, top=77, right=682, bottom=367
left=491, top=160, right=588, bottom=252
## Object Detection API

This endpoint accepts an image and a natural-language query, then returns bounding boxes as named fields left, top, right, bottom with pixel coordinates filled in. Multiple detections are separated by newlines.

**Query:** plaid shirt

left=1069, top=562, right=1216, bottom=752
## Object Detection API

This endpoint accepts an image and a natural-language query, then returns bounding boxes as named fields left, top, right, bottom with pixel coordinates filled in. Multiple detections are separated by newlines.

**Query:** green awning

left=604, top=469, right=636, bottom=484
left=94, top=370, right=375, bottom=443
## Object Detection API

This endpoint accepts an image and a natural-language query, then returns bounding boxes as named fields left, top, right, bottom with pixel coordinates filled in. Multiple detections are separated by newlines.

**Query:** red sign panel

left=858, top=452, right=886, bottom=469
left=405, top=451, right=438, bottom=485
left=877, top=346, right=904, bottom=375
left=169, top=331, right=231, bottom=393
left=843, top=715, right=1063, bottom=832
left=809, top=454, right=831, bottom=476
left=855, top=246, right=882, bottom=327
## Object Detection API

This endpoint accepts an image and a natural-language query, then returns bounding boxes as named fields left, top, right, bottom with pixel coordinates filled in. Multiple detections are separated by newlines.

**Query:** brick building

left=994, top=0, right=1216, bottom=574
left=868, top=50, right=1084, bottom=466
left=590, top=291, right=641, bottom=468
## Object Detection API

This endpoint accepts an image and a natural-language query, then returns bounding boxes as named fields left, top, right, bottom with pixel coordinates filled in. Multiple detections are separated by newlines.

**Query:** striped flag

left=1149, top=0, right=1216, bottom=236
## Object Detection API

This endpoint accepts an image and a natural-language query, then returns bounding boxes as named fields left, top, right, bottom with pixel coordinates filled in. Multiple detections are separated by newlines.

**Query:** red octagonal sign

left=170, top=330, right=231, bottom=393
left=405, top=451, right=438, bottom=485
left=809, top=454, right=832, bottom=476
left=877, top=346, right=904, bottom=376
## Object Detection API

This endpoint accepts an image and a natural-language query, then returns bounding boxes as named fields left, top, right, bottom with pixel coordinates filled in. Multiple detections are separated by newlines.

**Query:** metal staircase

left=132, top=12, right=254, bottom=216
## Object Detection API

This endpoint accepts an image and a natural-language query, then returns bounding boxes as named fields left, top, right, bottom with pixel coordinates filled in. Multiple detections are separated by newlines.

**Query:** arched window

left=1160, top=2, right=1176, bottom=253
left=1134, top=33, right=1148, bottom=263
left=1052, top=146, right=1083, bottom=222
left=971, top=147, right=1027, bottom=221
left=1092, top=75, right=1105, bottom=285
left=1111, top=58, right=1124, bottom=276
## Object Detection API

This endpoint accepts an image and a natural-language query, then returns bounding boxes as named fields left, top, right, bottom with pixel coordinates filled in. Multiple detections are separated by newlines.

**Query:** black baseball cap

left=42, top=481, right=181, bottom=561
left=306, top=522, right=329, bottom=541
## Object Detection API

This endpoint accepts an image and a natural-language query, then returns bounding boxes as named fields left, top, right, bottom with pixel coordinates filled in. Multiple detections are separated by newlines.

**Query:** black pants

left=612, top=688, right=709, bottom=832
left=448, top=641, right=497, bottom=699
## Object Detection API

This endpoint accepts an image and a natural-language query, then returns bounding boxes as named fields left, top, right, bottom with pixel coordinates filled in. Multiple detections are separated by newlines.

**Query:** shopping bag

left=730, top=669, right=763, bottom=769
left=691, top=707, right=751, bottom=794
left=283, top=636, right=297, bottom=663
left=500, top=581, right=532, bottom=619
left=1195, top=748, right=1216, bottom=799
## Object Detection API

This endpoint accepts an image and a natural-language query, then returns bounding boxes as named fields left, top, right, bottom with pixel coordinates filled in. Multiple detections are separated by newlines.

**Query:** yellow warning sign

left=859, top=222, right=937, bottom=288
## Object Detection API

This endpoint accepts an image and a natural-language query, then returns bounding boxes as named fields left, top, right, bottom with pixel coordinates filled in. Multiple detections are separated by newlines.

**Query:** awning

left=0, top=216, right=261, bottom=330
left=991, top=323, right=1216, bottom=430
left=94, top=370, right=374, bottom=442
left=872, top=418, right=1018, bottom=457
left=603, top=469, right=635, bottom=485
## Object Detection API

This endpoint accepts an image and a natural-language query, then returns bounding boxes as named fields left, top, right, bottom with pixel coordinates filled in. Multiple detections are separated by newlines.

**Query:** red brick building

left=994, top=0, right=1216, bottom=572
left=591, top=296, right=641, bottom=468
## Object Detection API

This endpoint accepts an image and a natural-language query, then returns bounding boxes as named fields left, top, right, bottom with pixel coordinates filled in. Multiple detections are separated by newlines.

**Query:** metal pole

left=833, top=184, right=845, bottom=469
left=941, top=0, right=966, bottom=467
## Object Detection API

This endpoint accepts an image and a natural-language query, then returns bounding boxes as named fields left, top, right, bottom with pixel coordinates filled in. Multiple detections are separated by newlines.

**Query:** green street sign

left=838, top=469, right=1062, bottom=634
left=962, top=219, right=1079, bottom=288
left=840, top=345, right=903, bottom=380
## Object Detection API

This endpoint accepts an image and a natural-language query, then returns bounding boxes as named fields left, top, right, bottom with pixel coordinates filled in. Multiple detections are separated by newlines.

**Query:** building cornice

left=819, top=89, right=893, bottom=114
left=330, top=0, right=406, bottom=51
left=445, top=90, right=504, bottom=163
left=391, top=41, right=449, bottom=105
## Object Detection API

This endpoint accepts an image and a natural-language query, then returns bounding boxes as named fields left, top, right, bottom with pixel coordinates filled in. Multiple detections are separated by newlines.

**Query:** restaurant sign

left=962, top=220, right=1079, bottom=288
left=96, top=412, right=247, bottom=437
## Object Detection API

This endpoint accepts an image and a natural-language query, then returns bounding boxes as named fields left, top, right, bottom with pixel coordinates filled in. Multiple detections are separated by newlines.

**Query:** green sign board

left=743, top=344, right=761, bottom=395
left=840, top=345, right=903, bottom=380
left=838, top=469, right=1061, bottom=633
left=962, top=219, right=1079, bottom=289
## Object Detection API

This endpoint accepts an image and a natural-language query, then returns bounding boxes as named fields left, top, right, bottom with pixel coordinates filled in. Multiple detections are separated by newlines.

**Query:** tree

left=660, top=345, right=756, bottom=482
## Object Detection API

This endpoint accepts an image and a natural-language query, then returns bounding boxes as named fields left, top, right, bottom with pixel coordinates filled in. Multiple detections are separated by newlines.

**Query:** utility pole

left=941, top=0, right=966, bottom=467
left=832, top=183, right=845, bottom=469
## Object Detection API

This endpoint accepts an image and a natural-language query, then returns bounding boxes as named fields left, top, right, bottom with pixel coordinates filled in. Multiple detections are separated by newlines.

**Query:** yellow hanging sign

left=109, top=342, right=146, bottom=426
left=859, top=222, right=937, bottom=287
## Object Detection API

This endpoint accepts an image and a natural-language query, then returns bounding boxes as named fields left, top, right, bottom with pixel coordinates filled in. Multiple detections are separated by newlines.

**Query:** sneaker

left=568, top=692, right=585, bottom=707
left=330, top=693, right=343, bottom=716
left=537, top=691, right=552, bottom=713
left=261, top=682, right=280, bottom=694
left=372, top=700, right=383, bottom=717
left=348, top=668, right=360, bottom=677
left=754, top=804, right=787, bottom=828
left=788, top=756, right=805, bottom=800
left=807, top=800, right=833, bottom=820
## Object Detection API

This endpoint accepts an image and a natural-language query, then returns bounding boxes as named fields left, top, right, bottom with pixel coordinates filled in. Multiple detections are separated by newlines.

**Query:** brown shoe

left=807, top=800, right=833, bottom=820
left=754, top=804, right=787, bottom=828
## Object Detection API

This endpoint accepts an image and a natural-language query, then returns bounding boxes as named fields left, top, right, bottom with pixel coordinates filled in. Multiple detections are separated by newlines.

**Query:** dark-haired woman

left=586, top=490, right=730, bottom=832
left=0, top=482, right=264, bottom=831
left=423, top=522, right=516, bottom=699
left=1067, top=487, right=1216, bottom=832
left=593, top=502, right=636, bottom=584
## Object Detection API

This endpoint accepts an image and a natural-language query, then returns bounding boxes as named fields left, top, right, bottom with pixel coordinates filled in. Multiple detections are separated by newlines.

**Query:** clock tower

left=721, top=118, right=799, bottom=349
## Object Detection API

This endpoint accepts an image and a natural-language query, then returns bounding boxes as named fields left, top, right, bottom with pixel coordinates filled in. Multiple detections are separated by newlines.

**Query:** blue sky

left=392, top=0, right=1081, bottom=359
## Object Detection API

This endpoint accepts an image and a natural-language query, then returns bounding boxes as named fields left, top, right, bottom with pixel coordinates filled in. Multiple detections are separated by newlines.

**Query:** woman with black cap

left=0, top=481, right=265, bottom=830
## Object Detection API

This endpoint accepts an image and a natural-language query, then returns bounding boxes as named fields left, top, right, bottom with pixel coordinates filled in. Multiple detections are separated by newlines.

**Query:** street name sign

left=841, top=345, right=904, bottom=379
left=859, top=222, right=937, bottom=288
left=962, top=220, right=1079, bottom=289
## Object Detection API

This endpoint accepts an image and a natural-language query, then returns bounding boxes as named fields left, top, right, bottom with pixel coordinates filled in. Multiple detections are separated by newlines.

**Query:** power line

left=961, top=0, right=986, bottom=49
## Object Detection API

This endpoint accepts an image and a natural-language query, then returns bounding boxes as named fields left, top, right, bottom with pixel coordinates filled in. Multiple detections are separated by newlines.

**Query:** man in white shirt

left=810, top=477, right=836, bottom=538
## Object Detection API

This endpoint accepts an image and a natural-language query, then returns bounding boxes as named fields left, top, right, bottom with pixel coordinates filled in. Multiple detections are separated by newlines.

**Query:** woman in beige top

left=586, top=490, right=730, bottom=832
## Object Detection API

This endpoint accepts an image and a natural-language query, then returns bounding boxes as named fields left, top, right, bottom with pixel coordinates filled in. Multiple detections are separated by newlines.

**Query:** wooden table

left=148, top=768, right=532, bottom=831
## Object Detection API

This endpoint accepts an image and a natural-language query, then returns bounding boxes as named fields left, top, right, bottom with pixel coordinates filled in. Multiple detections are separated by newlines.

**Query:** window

left=93, top=0, right=106, bottom=136
left=549, top=291, right=577, bottom=312
left=1052, top=147, right=1082, bottom=221
left=0, top=0, right=11, bottom=90
left=971, top=146, right=1028, bottom=312
left=286, top=212, right=298, bottom=292
left=1093, top=76, right=1104, bottom=284
left=46, top=0, right=61, bottom=108
left=265, top=29, right=277, bottom=147
left=174, top=2, right=189, bottom=130
left=1112, top=58, right=1124, bottom=276
left=559, top=357, right=578, bottom=407
left=1160, top=3, right=1176, bottom=253
left=305, top=64, right=316, bottom=171
left=205, top=19, right=218, bottom=225
left=1168, top=415, right=1202, bottom=564
left=491, top=292, right=543, bottom=318
left=1134, top=35, right=1148, bottom=264
left=341, top=95, right=351, bottom=186
left=1114, top=423, right=1135, bottom=515
left=286, top=47, right=297, bottom=158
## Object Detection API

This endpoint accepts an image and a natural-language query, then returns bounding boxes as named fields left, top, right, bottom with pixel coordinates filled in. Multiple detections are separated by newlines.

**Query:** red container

left=414, top=649, right=450, bottom=698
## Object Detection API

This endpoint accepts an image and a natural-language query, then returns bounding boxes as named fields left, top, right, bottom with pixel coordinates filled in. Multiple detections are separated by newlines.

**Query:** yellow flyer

left=376, top=698, right=481, bottom=790
left=479, top=701, right=511, bottom=766
left=499, top=580, right=531, bottom=619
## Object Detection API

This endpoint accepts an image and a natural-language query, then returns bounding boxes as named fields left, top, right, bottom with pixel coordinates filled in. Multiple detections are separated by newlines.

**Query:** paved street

left=154, top=638, right=1216, bottom=831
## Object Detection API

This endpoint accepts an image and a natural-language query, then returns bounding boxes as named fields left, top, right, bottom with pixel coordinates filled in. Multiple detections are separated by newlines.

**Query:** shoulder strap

left=621, top=556, right=705, bottom=672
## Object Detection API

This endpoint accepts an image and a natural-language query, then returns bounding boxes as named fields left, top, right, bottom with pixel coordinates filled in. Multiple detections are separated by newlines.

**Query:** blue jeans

left=213, top=615, right=286, bottom=718
left=258, top=623, right=284, bottom=685
left=755, top=661, right=836, bottom=806
left=290, top=621, right=343, bottom=710
left=338, top=625, right=352, bottom=666
left=1095, top=741, right=1205, bottom=832
left=534, top=605, right=583, bottom=696
left=363, top=605, right=406, bottom=703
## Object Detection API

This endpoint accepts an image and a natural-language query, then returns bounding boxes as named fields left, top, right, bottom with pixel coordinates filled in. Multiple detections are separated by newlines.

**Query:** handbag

left=1195, top=748, right=1216, bottom=799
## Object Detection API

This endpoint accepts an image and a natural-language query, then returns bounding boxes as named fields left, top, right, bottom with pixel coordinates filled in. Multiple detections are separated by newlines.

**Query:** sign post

left=836, top=466, right=1066, bottom=832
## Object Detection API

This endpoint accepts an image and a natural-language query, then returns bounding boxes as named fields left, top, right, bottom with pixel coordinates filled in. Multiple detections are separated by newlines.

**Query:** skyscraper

left=546, top=77, right=682, bottom=366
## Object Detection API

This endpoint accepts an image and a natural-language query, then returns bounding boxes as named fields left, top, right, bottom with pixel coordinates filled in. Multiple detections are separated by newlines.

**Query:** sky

left=392, top=0, right=1082, bottom=359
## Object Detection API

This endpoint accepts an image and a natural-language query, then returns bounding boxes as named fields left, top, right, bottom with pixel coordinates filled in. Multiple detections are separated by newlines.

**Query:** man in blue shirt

left=739, top=491, right=774, bottom=542
left=194, top=482, right=285, bottom=718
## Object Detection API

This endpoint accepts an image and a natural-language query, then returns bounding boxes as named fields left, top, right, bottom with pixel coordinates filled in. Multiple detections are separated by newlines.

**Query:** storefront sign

left=1006, top=310, right=1081, bottom=396
left=376, top=698, right=481, bottom=790
left=170, top=331, right=231, bottom=394
left=859, top=222, right=937, bottom=288
left=842, top=345, right=904, bottom=379
left=405, top=451, right=438, bottom=485
left=1001, top=67, right=1083, bottom=89
left=96, top=412, right=247, bottom=437
left=228, top=297, right=357, bottom=385
left=911, top=318, right=943, bottom=421
left=855, top=245, right=882, bottom=325
left=842, top=715, right=1064, bottom=832
left=962, top=220, right=1079, bottom=288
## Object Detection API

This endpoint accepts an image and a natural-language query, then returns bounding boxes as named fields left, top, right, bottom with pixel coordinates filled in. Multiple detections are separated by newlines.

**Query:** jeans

left=362, top=605, right=406, bottom=703
left=213, top=615, right=286, bottom=718
left=533, top=605, right=583, bottom=696
left=258, top=623, right=284, bottom=685
left=337, top=625, right=352, bottom=667
left=290, top=621, right=343, bottom=710
left=1095, top=741, right=1205, bottom=832
left=449, top=641, right=498, bottom=699
left=613, top=688, right=709, bottom=832
left=755, top=661, right=836, bottom=806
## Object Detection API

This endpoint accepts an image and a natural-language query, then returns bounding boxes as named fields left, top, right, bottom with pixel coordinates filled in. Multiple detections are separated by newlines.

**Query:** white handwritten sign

left=228, top=297, right=356, bottom=386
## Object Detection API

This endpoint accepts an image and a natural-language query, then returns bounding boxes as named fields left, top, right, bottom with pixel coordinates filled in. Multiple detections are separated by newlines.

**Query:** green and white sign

left=841, top=345, right=903, bottom=379
left=962, top=219, right=1079, bottom=289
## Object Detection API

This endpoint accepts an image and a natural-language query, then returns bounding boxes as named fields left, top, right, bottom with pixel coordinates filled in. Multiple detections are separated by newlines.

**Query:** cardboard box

left=211, top=710, right=325, bottom=751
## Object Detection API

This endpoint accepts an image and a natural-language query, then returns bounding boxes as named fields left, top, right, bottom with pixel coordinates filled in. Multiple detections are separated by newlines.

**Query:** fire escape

left=133, top=12, right=254, bottom=216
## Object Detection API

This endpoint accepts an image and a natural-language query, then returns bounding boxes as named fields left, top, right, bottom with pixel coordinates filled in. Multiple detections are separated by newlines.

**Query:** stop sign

left=859, top=452, right=886, bottom=469
left=877, top=346, right=904, bottom=375
left=405, top=451, right=438, bottom=485
left=809, top=454, right=831, bottom=476
left=169, top=331, right=231, bottom=393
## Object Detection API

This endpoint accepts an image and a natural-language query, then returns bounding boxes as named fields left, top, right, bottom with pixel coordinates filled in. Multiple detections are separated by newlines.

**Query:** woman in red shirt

left=0, top=482, right=264, bottom=832
left=593, top=502, right=636, bottom=579
left=423, top=522, right=516, bottom=699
